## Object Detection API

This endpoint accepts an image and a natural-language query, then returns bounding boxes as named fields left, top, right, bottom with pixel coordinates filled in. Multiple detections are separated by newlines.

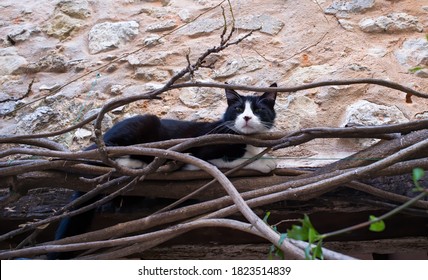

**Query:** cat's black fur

left=49, top=83, right=277, bottom=259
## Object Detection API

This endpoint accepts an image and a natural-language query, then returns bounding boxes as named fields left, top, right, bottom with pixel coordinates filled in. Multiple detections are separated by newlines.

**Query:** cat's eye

left=255, top=108, right=264, bottom=113
left=235, top=106, right=243, bottom=112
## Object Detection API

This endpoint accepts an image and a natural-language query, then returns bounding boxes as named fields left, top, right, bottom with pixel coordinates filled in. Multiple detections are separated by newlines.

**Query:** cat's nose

left=243, top=116, right=252, bottom=122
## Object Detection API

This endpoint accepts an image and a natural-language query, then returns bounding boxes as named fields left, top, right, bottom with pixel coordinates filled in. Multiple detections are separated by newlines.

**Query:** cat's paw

left=249, top=156, right=277, bottom=173
left=115, top=156, right=147, bottom=169
left=181, top=164, right=201, bottom=171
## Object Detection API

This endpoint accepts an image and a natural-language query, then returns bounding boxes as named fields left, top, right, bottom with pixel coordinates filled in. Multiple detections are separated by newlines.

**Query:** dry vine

left=1, top=2, right=428, bottom=260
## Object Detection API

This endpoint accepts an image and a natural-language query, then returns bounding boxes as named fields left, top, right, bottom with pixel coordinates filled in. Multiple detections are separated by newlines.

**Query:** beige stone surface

left=1, top=0, right=427, bottom=167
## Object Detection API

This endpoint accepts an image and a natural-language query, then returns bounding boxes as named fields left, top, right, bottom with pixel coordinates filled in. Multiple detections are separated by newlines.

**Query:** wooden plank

left=140, top=237, right=428, bottom=259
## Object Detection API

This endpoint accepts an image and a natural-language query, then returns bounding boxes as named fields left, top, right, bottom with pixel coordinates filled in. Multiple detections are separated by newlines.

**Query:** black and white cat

left=49, top=83, right=278, bottom=259
left=98, top=83, right=278, bottom=173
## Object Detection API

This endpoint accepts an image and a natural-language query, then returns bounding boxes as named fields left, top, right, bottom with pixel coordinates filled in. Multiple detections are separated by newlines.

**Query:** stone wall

left=1, top=0, right=427, bottom=168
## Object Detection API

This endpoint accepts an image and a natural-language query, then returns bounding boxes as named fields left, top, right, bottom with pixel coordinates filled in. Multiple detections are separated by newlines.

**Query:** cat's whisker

left=224, top=123, right=241, bottom=134
left=205, top=121, right=235, bottom=135
left=207, top=120, right=239, bottom=135
left=260, top=121, right=277, bottom=130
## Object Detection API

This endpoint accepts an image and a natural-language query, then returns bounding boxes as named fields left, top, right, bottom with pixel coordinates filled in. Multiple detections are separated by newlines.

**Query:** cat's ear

left=225, top=86, right=242, bottom=106
left=260, top=83, right=277, bottom=103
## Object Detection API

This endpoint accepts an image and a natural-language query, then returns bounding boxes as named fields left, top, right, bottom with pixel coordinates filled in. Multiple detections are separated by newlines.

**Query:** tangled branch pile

left=1, top=17, right=428, bottom=260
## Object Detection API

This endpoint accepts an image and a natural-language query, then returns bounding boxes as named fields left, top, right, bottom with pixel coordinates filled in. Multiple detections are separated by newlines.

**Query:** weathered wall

left=1, top=0, right=427, bottom=168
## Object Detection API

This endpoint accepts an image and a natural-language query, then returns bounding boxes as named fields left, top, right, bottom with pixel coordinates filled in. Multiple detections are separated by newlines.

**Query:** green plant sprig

left=275, top=168, right=426, bottom=259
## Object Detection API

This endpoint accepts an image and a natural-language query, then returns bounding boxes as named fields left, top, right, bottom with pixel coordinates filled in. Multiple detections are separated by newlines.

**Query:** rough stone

left=338, top=19, right=355, bottom=31
left=109, top=84, right=126, bottom=96
left=193, top=0, right=210, bottom=5
left=325, top=0, right=375, bottom=15
left=359, top=19, right=384, bottom=33
left=138, top=7, right=171, bottom=18
left=244, top=57, right=265, bottom=72
left=415, top=111, right=428, bottom=119
left=83, top=108, right=113, bottom=129
left=236, top=14, right=284, bottom=35
left=26, top=52, right=68, bottom=73
left=0, top=0, right=426, bottom=169
left=74, top=128, right=92, bottom=139
left=215, top=57, right=264, bottom=78
left=348, top=63, right=370, bottom=71
left=127, top=52, right=167, bottom=67
left=225, top=76, right=255, bottom=86
left=0, top=76, right=32, bottom=102
left=177, top=18, right=223, bottom=37
left=143, top=35, right=163, bottom=46
left=127, top=54, right=141, bottom=66
left=57, top=0, right=91, bottom=19
left=134, top=68, right=170, bottom=81
left=88, top=21, right=139, bottom=54
left=275, top=95, right=318, bottom=130
left=395, top=38, right=428, bottom=67
left=39, top=84, right=61, bottom=92
left=144, top=82, right=165, bottom=91
left=111, top=105, right=125, bottom=115
left=359, top=13, right=424, bottom=33
left=0, top=48, right=28, bottom=75
left=179, top=86, right=223, bottom=109
left=146, top=20, right=177, bottom=32
left=0, top=101, right=18, bottom=116
left=414, top=69, right=428, bottom=78
left=215, top=60, right=242, bottom=78
left=345, top=100, right=408, bottom=125
left=367, top=47, right=388, bottom=58
left=6, top=24, right=39, bottom=44
left=287, top=65, right=336, bottom=84
left=140, top=0, right=170, bottom=5
left=178, top=9, right=192, bottom=22
left=343, top=100, right=409, bottom=146
left=17, top=106, right=58, bottom=133
left=43, top=13, right=82, bottom=39
left=316, top=85, right=368, bottom=110
left=105, top=64, right=118, bottom=73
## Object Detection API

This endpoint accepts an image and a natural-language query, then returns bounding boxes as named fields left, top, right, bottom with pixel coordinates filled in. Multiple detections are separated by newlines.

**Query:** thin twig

left=319, top=191, right=427, bottom=240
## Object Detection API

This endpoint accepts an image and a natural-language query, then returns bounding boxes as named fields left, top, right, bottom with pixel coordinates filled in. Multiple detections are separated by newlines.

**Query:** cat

left=49, top=83, right=278, bottom=259
left=101, top=83, right=278, bottom=172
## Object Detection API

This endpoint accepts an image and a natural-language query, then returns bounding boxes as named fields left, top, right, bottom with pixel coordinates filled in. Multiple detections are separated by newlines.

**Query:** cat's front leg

left=245, top=155, right=277, bottom=173
left=115, top=156, right=148, bottom=169
left=242, top=145, right=277, bottom=173
left=207, top=145, right=277, bottom=173
left=208, top=156, right=276, bottom=173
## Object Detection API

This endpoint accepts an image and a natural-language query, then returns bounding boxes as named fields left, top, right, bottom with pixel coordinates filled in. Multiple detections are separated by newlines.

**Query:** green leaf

left=263, top=211, right=271, bottom=223
left=308, top=227, right=320, bottom=243
left=268, top=244, right=275, bottom=260
left=275, top=248, right=285, bottom=260
left=313, top=241, right=324, bottom=260
left=302, top=214, right=315, bottom=229
left=278, top=233, right=287, bottom=245
left=287, top=225, right=308, bottom=241
left=412, top=168, right=425, bottom=191
left=287, top=215, right=320, bottom=242
left=409, top=66, right=424, bottom=73
left=268, top=244, right=285, bottom=260
left=272, top=225, right=279, bottom=233
left=304, top=245, right=312, bottom=260
left=369, top=215, right=386, bottom=232
left=413, top=168, right=425, bottom=182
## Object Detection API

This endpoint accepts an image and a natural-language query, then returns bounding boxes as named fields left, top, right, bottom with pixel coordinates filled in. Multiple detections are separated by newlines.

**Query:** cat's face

left=224, top=83, right=277, bottom=135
